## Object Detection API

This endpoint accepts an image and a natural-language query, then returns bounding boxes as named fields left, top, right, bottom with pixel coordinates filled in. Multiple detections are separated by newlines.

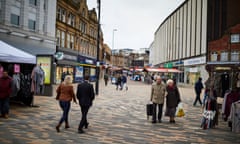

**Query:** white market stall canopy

left=0, top=40, right=36, bottom=64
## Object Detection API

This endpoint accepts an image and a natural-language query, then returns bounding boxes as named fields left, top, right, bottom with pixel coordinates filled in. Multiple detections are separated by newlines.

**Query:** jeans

left=0, top=97, right=9, bottom=115
left=0, top=97, right=10, bottom=115
left=79, top=105, right=90, bottom=130
left=59, top=101, right=71, bottom=124
left=152, top=103, right=163, bottom=121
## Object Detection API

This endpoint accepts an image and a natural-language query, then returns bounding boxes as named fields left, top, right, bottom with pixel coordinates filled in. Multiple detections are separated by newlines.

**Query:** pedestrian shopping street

left=0, top=79, right=239, bottom=144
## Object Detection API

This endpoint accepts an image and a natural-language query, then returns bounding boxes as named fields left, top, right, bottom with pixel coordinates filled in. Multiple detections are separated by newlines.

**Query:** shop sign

left=14, top=64, right=20, bottom=73
left=64, top=54, right=77, bottom=61
left=78, top=55, right=96, bottom=65
left=189, top=67, right=198, bottom=73
left=164, top=62, right=173, bottom=68
left=173, top=61, right=183, bottom=66
left=54, top=52, right=64, bottom=60
left=85, top=59, right=94, bottom=64
left=184, top=56, right=206, bottom=66
left=37, top=56, right=51, bottom=84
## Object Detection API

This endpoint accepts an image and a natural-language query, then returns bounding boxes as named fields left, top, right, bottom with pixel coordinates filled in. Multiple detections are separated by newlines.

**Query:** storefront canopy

left=143, top=67, right=182, bottom=73
left=0, top=40, right=36, bottom=64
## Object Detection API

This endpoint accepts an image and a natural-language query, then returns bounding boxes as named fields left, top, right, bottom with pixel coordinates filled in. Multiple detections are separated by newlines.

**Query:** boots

left=65, top=122, right=70, bottom=129
left=56, top=123, right=61, bottom=132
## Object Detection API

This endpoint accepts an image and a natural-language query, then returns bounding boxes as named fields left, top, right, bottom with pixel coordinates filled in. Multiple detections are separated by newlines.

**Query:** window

left=56, top=29, right=61, bottom=46
left=211, top=52, right=218, bottom=61
left=67, top=34, right=70, bottom=48
left=28, top=19, right=36, bottom=30
left=231, top=34, right=240, bottom=43
left=231, top=51, right=239, bottom=61
left=29, top=0, right=37, bottom=6
left=11, top=14, right=20, bottom=26
left=61, top=31, right=65, bottom=47
left=67, top=13, right=75, bottom=27
left=57, top=7, right=66, bottom=23
left=80, top=21, right=87, bottom=34
left=220, top=51, right=228, bottom=61
left=70, top=35, right=74, bottom=49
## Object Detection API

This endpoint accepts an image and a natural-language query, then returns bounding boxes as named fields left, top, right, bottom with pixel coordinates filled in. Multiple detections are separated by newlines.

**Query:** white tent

left=0, top=40, right=36, bottom=64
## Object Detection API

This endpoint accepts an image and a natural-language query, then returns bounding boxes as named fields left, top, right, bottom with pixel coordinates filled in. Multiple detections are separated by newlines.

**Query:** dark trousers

left=152, top=103, right=163, bottom=121
left=193, top=93, right=202, bottom=105
left=79, top=105, right=90, bottom=130
left=59, top=101, right=71, bottom=124
left=0, top=97, right=9, bottom=115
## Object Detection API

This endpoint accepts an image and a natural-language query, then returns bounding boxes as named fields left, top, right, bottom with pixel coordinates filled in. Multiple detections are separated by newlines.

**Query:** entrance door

left=221, top=73, right=230, bottom=97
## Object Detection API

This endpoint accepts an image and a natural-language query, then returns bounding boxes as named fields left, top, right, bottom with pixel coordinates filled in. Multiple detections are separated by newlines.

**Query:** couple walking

left=56, top=75, right=95, bottom=134
left=150, top=76, right=181, bottom=123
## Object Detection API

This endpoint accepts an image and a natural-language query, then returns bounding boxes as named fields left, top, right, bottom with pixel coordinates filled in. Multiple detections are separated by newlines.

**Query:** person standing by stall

left=0, top=70, right=12, bottom=119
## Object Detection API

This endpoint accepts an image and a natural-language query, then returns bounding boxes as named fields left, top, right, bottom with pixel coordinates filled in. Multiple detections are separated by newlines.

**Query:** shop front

left=78, top=55, right=96, bottom=82
left=183, top=56, right=208, bottom=85
left=173, top=60, right=184, bottom=83
left=55, top=49, right=79, bottom=84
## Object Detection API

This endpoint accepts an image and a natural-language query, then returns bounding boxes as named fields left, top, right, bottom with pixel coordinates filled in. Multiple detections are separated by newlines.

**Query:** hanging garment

left=229, top=101, right=240, bottom=133
left=223, top=92, right=240, bottom=121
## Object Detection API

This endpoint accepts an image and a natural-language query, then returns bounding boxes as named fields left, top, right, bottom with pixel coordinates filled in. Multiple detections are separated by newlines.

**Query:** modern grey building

left=0, top=0, right=56, bottom=96
left=152, top=0, right=208, bottom=84
left=0, top=0, right=56, bottom=55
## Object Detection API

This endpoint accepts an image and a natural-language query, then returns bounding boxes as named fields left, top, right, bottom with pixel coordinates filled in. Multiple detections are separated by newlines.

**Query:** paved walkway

left=0, top=79, right=239, bottom=144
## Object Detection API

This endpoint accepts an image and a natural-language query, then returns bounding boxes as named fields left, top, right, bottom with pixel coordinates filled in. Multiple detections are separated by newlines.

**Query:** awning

left=0, top=40, right=36, bottom=64
left=143, top=67, right=182, bottom=73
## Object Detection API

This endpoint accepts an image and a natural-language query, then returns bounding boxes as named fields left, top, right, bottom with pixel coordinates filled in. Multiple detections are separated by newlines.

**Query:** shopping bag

left=176, top=103, right=185, bottom=117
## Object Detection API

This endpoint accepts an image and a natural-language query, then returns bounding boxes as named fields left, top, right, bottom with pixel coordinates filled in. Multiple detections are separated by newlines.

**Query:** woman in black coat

left=165, top=79, right=181, bottom=123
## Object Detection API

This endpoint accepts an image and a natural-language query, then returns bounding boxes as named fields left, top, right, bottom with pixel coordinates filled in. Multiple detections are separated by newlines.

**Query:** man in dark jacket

left=76, top=75, right=95, bottom=134
left=0, top=70, right=12, bottom=119
left=193, top=77, right=204, bottom=106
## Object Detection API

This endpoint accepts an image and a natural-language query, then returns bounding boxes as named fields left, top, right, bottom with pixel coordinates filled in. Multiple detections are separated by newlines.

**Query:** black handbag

left=146, top=104, right=153, bottom=119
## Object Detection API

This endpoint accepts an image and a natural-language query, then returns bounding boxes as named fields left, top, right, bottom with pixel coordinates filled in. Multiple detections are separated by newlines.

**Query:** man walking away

left=76, top=76, right=95, bottom=134
left=150, top=76, right=166, bottom=123
left=121, top=74, right=128, bottom=91
left=193, top=77, right=204, bottom=106
left=104, top=73, right=109, bottom=86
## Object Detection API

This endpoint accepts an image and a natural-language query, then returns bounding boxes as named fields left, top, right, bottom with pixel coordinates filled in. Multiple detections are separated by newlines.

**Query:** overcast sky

left=87, top=0, right=185, bottom=50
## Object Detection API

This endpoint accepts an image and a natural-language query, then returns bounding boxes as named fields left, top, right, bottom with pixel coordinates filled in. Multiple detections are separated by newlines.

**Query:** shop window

left=220, top=51, right=228, bottom=61
left=231, top=51, right=239, bottom=61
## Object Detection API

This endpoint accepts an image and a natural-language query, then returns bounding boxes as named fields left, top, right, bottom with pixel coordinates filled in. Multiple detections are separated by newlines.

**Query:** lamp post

left=112, top=29, right=117, bottom=49
left=95, top=0, right=101, bottom=95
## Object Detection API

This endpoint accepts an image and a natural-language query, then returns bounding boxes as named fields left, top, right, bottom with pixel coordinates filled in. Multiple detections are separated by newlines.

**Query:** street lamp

left=112, top=29, right=117, bottom=49
left=95, top=0, right=101, bottom=95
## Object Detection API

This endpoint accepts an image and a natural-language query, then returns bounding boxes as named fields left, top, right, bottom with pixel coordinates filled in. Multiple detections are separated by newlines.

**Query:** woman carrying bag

left=56, top=75, right=77, bottom=132
left=165, top=79, right=181, bottom=123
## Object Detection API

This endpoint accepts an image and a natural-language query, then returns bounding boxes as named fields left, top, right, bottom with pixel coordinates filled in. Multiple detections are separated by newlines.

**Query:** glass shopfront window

left=56, top=66, right=74, bottom=84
